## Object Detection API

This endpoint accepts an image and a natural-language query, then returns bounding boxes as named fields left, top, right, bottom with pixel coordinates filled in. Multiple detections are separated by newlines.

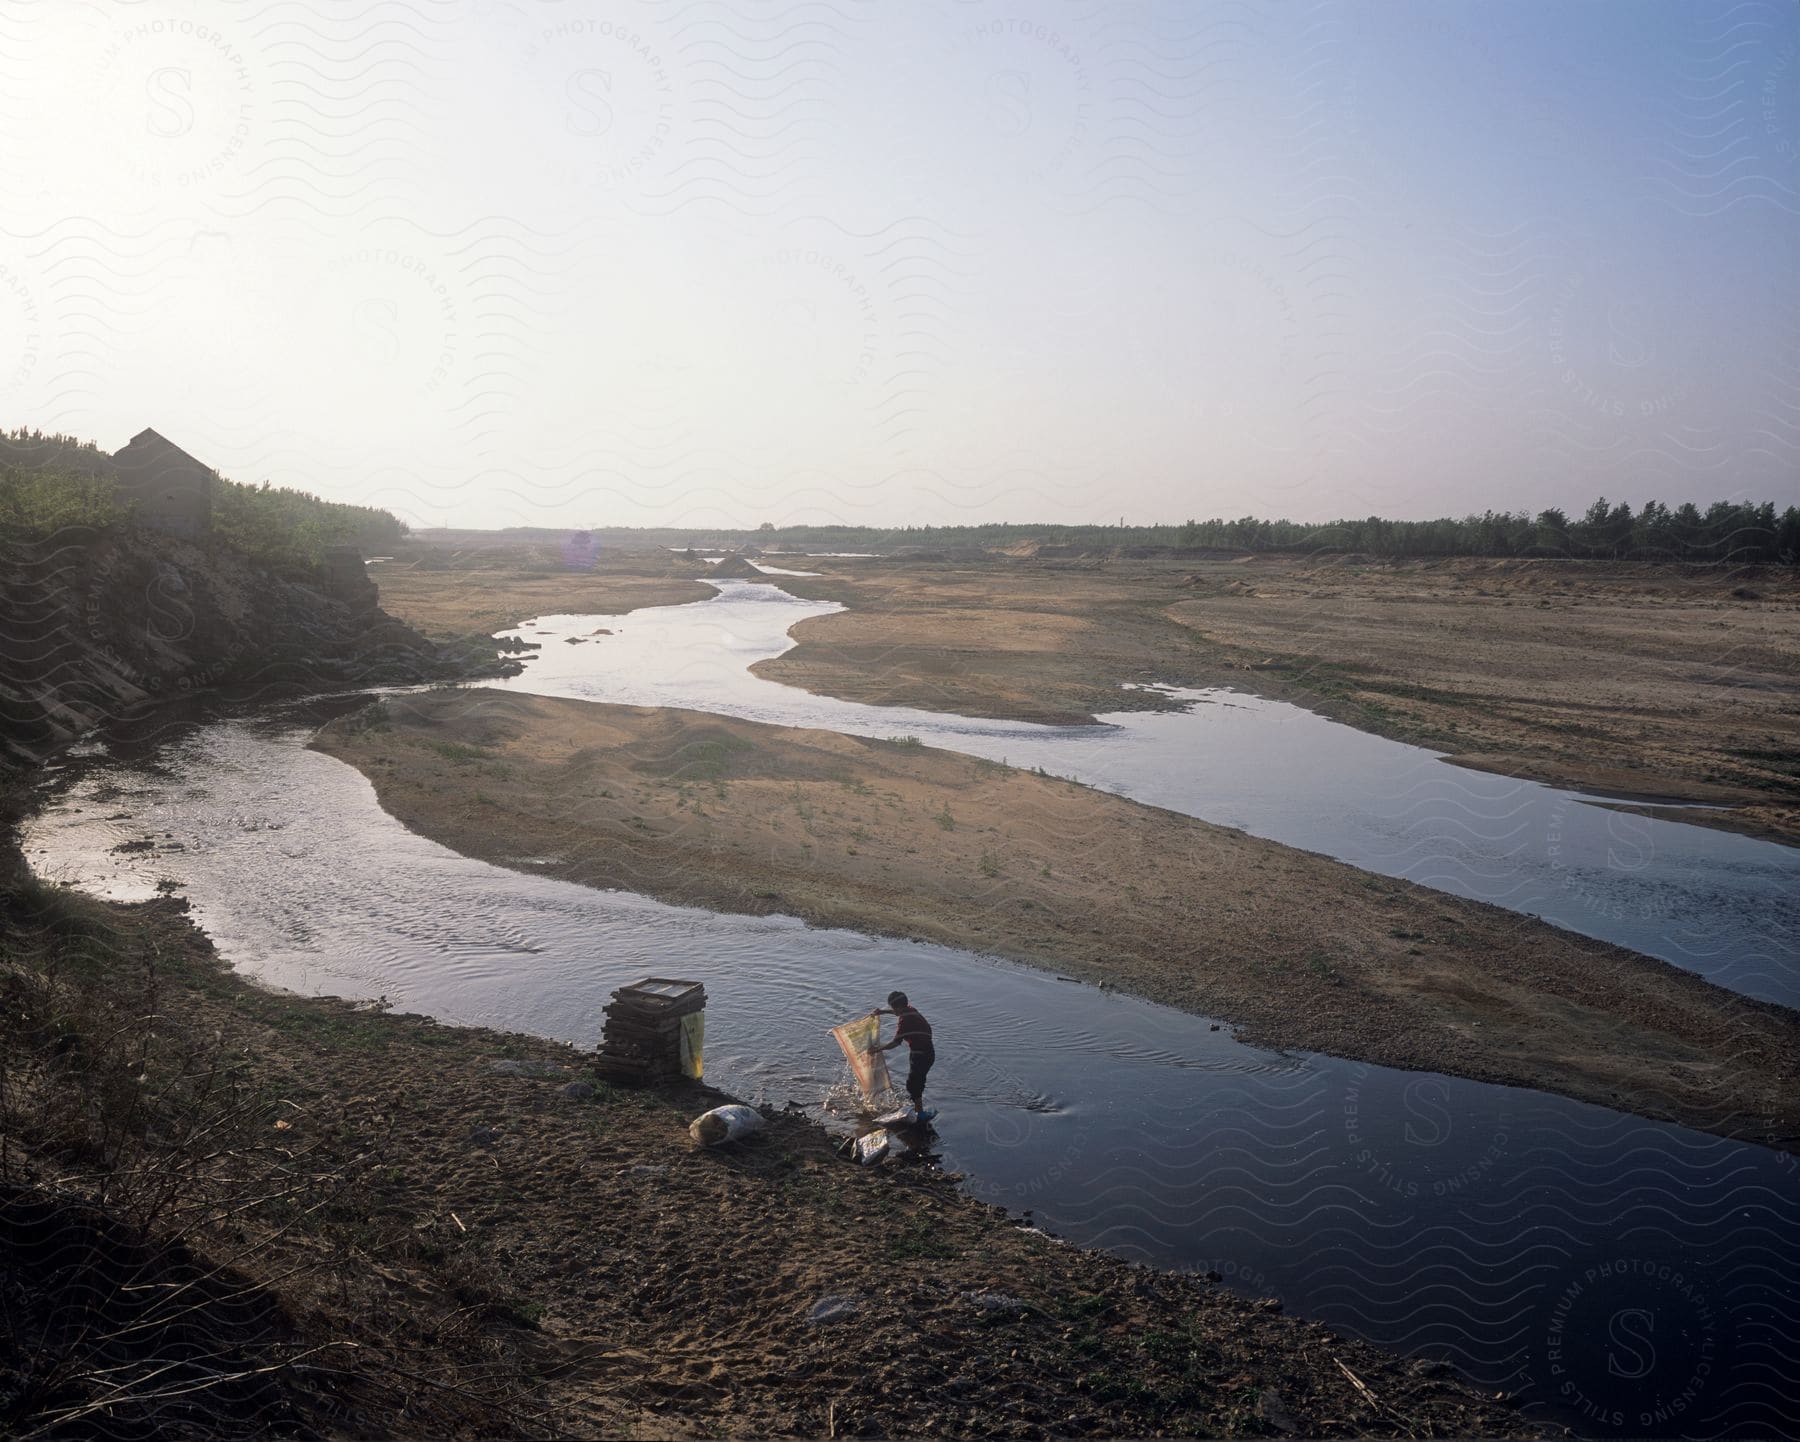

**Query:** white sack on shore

left=688, top=1103, right=764, bottom=1146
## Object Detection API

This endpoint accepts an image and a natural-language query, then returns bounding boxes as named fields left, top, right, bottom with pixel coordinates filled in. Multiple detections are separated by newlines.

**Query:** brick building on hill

left=111, top=428, right=213, bottom=537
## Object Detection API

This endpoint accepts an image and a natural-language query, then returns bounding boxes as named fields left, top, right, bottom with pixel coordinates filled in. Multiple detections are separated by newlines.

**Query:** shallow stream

left=496, top=581, right=1799, bottom=1006
left=21, top=579, right=1800, bottom=1436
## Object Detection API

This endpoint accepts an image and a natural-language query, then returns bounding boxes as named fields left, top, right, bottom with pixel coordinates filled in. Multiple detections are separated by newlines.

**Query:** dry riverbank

left=315, top=689, right=1800, bottom=1153
left=751, top=553, right=1800, bottom=841
left=372, top=545, right=713, bottom=642
left=1, top=839, right=1531, bottom=1439
left=368, top=542, right=1800, bottom=841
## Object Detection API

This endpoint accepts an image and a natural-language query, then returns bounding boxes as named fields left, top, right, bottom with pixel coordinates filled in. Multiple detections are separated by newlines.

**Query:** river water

left=495, top=581, right=1799, bottom=1006
left=21, top=580, right=1800, bottom=1437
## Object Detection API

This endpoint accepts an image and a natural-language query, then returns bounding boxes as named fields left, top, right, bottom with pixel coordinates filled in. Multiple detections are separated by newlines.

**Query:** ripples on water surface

left=497, top=581, right=1800, bottom=1008
left=22, top=579, right=1800, bottom=1437
left=27, top=725, right=1800, bottom=1439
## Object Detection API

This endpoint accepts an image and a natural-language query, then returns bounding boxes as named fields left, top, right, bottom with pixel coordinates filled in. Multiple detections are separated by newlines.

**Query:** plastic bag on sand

left=851, top=1129, right=890, bottom=1165
left=689, top=1103, right=764, bottom=1146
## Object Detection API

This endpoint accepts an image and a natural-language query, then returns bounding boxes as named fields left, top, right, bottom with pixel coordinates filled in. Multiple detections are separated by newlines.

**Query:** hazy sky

left=1, top=0, right=1796, bottom=529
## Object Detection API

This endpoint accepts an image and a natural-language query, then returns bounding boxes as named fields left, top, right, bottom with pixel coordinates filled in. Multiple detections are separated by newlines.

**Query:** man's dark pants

left=906, top=1047, right=934, bottom=1110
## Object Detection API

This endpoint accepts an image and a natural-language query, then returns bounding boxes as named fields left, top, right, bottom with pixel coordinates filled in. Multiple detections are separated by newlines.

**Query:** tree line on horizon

left=1173, top=497, right=1800, bottom=564
left=691, top=496, right=1800, bottom=564
left=0, top=427, right=406, bottom=569
left=4, top=427, right=1791, bottom=565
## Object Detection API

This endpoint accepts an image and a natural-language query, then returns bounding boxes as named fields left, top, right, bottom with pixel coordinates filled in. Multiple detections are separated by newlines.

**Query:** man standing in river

left=870, top=991, right=934, bottom=1119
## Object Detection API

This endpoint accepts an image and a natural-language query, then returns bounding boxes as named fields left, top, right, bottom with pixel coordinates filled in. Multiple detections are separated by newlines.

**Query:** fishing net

left=830, top=1014, right=892, bottom=1102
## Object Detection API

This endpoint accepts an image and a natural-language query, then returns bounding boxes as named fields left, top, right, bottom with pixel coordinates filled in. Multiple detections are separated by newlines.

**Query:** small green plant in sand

left=678, top=734, right=755, bottom=781
left=887, top=1214, right=954, bottom=1261
left=1305, top=952, right=1342, bottom=983
left=423, top=738, right=490, bottom=764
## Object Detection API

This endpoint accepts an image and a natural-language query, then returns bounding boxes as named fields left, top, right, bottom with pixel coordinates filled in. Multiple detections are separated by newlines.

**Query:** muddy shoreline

left=313, top=688, right=1800, bottom=1154
left=0, top=837, right=1535, bottom=1438
left=11, top=542, right=1792, bottom=1437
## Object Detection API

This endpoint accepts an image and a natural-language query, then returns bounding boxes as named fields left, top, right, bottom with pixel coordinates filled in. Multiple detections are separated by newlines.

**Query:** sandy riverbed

left=743, top=552, right=1800, bottom=841
left=315, top=689, right=1799, bottom=1152
left=370, top=545, right=1799, bottom=844
left=373, top=547, right=714, bottom=642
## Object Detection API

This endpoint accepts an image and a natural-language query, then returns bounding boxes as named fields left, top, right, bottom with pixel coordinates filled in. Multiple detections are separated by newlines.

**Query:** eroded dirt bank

left=0, top=526, right=511, bottom=771
left=314, top=689, right=1800, bottom=1153
left=0, top=845, right=1531, bottom=1439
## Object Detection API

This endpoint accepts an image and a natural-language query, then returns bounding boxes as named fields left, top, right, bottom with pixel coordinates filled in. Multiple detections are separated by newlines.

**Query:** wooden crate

left=613, top=978, right=705, bottom=1015
left=594, top=977, right=704, bottom=1085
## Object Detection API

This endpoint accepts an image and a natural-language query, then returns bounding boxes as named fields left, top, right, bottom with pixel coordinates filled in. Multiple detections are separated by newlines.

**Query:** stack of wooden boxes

left=593, top=977, right=705, bottom=1084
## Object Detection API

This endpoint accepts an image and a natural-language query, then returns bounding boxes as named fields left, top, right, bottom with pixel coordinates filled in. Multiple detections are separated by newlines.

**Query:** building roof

left=113, top=427, right=209, bottom=473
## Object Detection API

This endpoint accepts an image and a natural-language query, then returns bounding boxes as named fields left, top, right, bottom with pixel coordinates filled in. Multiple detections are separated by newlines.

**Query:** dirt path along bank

left=314, top=689, right=1800, bottom=1152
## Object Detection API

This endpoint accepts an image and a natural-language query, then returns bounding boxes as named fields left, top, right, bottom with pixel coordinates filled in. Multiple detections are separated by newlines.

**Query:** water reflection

left=22, top=716, right=1799, bottom=1438
left=483, top=582, right=1800, bottom=1006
